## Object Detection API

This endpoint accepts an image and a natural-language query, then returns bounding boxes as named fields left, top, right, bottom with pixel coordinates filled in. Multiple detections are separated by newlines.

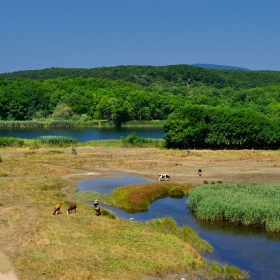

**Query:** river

left=0, top=127, right=164, bottom=141
left=78, top=173, right=280, bottom=280
left=3, top=128, right=280, bottom=279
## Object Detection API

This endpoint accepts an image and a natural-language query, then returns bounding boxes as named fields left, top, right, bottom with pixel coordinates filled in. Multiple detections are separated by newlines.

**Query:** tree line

left=163, top=105, right=280, bottom=149
left=2, top=64, right=280, bottom=89
left=1, top=64, right=280, bottom=148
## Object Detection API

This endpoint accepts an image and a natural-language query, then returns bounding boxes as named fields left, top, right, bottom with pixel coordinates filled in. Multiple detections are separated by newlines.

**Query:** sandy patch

left=0, top=271, right=19, bottom=280
left=0, top=252, right=19, bottom=280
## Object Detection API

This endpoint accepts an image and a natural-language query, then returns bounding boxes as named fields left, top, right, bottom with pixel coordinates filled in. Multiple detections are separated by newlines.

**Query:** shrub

left=121, top=132, right=162, bottom=148
left=0, top=137, right=24, bottom=147
left=72, top=147, right=77, bottom=155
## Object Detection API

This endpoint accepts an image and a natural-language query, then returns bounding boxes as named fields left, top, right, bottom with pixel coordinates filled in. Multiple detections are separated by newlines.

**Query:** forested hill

left=1, top=64, right=280, bottom=89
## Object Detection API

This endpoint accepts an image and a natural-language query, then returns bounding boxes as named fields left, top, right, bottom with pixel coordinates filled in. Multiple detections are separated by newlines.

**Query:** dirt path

left=0, top=252, right=19, bottom=280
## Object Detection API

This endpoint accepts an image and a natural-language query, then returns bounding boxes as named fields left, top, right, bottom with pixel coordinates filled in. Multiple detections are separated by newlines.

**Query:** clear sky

left=1, top=0, right=280, bottom=73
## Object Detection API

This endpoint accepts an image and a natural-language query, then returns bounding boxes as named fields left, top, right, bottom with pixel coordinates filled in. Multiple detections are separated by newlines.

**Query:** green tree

left=52, top=103, right=74, bottom=120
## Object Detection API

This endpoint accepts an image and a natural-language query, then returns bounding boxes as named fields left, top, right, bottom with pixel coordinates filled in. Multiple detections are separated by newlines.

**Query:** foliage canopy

left=1, top=64, right=280, bottom=148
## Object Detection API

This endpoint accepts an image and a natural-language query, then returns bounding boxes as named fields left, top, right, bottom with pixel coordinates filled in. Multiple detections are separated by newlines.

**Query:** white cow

left=158, top=174, right=170, bottom=181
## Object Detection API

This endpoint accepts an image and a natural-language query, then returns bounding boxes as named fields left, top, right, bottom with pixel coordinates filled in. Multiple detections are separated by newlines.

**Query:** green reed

left=147, top=217, right=213, bottom=253
left=0, top=120, right=74, bottom=128
left=37, top=136, right=80, bottom=146
left=188, top=183, right=280, bottom=232
left=0, top=137, right=24, bottom=147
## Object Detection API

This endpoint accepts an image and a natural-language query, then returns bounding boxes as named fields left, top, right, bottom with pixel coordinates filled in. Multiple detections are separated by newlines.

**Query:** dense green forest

left=1, top=64, right=280, bottom=148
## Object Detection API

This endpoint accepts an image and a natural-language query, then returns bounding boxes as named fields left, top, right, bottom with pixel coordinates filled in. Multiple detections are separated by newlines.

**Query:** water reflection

left=78, top=173, right=280, bottom=280
left=78, top=172, right=152, bottom=194
left=0, top=127, right=164, bottom=142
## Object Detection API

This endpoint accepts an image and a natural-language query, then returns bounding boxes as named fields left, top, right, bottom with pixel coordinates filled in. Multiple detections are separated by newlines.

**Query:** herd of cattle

left=54, top=171, right=202, bottom=215
left=53, top=199, right=101, bottom=216
left=53, top=203, right=76, bottom=215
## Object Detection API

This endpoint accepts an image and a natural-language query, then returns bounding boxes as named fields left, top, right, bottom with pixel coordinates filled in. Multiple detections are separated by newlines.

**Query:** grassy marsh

left=188, top=183, right=280, bottom=232
left=1, top=144, right=276, bottom=279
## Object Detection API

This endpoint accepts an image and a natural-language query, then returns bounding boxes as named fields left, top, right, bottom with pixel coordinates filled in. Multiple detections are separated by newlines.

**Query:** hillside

left=191, top=63, right=250, bottom=71
left=1, top=64, right=280, bottom=89
left=1, top=64, right=280, bottom=148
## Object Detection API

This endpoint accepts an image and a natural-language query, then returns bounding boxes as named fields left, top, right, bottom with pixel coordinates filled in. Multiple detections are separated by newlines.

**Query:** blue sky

left=1, top=0, right=280, bottom=73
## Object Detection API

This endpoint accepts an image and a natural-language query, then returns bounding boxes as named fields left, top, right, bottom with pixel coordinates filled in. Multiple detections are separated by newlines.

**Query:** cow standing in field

left=158, top=174, right=170, bottom=181
left=53, top=204, right=61, bottom=215
left=93, top=199, right=101, bottom=216
left=198, top=169, right=202, bottom=176
left=67, top=204, right=77, bottom=214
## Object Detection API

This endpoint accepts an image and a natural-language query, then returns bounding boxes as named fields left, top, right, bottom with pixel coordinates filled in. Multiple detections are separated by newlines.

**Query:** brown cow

left=67, top=204, right=77, bottom=214
left=53, top=204, right=61, bottom=215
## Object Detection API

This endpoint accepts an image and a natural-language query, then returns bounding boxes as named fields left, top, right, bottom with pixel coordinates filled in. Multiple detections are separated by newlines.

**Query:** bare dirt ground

left=72, top=147, right=280, bottom=186
left=1, top=147, right=280, bottom=279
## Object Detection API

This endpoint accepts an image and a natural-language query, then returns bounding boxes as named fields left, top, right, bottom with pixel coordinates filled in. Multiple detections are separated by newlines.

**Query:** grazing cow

left=67, top=204, right=77, bottom=214
left=93, top=199, right=101, bottom=216
left=198, top=169, right=202, bottom=176
left=53, top=204, right=61, bottom=215
left=158, top=174, right=170, bottom=181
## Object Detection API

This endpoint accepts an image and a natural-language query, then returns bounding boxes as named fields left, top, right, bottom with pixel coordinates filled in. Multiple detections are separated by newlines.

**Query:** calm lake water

left=78, top=173, right=280, bottom=280
left=0, top=127, right=164, bottom=141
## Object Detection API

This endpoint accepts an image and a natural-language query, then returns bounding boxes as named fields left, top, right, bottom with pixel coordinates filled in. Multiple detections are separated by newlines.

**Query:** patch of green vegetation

left=188, top=183, right=280, bottom=232
left=0, top=137, right=24, bottom=147
left=37, top=136, right=80, bottom=146
left=147, top=217, right=213, bottom=253
left=110, top=182, right=191, bottom=211
left=121, top=132, right=164, bottom=148
left=207, top=261, right=249, bottom=279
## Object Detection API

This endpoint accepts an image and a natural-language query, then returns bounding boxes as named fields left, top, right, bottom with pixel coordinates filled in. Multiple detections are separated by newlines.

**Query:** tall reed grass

left=188, top=183, right=280, bottom=232
left=37, top=136, right=80, bottom=146
left=0, top=120, right=164, bottom=128
left=122, top=120, right=165, bottom=127
left=0, top=120, right=74, bottom=128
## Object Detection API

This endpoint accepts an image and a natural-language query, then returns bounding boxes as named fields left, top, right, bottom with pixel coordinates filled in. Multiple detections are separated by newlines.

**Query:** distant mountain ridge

left=192, top=64, right=250, bottom=71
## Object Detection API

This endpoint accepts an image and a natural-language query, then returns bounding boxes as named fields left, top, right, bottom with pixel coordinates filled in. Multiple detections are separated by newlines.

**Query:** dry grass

left=0, top=146, right=274, bottom=279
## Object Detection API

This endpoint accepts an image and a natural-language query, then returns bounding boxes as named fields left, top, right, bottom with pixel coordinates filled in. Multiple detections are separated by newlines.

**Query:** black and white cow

left=158, top=174, right=170, bottom=181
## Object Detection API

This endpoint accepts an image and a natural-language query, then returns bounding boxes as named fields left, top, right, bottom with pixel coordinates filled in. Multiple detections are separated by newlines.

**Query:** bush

left=0, top=137, right=24, bottom=147
left=72, top=147, right=77, bottom=155
left=120, top=132, right=162, bottom=148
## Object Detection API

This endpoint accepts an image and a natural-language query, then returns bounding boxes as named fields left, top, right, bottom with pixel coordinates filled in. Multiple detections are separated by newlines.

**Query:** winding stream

left=78, top=173, right=280, bottom=280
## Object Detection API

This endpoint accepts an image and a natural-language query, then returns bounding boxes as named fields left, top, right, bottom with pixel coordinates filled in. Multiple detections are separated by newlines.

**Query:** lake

left=78, top=173, right=280, bottom=280
left=0, top=127, right=164, bottom=141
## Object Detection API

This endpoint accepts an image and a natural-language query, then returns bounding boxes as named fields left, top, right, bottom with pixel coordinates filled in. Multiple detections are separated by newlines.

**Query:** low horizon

left=4, top=62, right=276, bottom=75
